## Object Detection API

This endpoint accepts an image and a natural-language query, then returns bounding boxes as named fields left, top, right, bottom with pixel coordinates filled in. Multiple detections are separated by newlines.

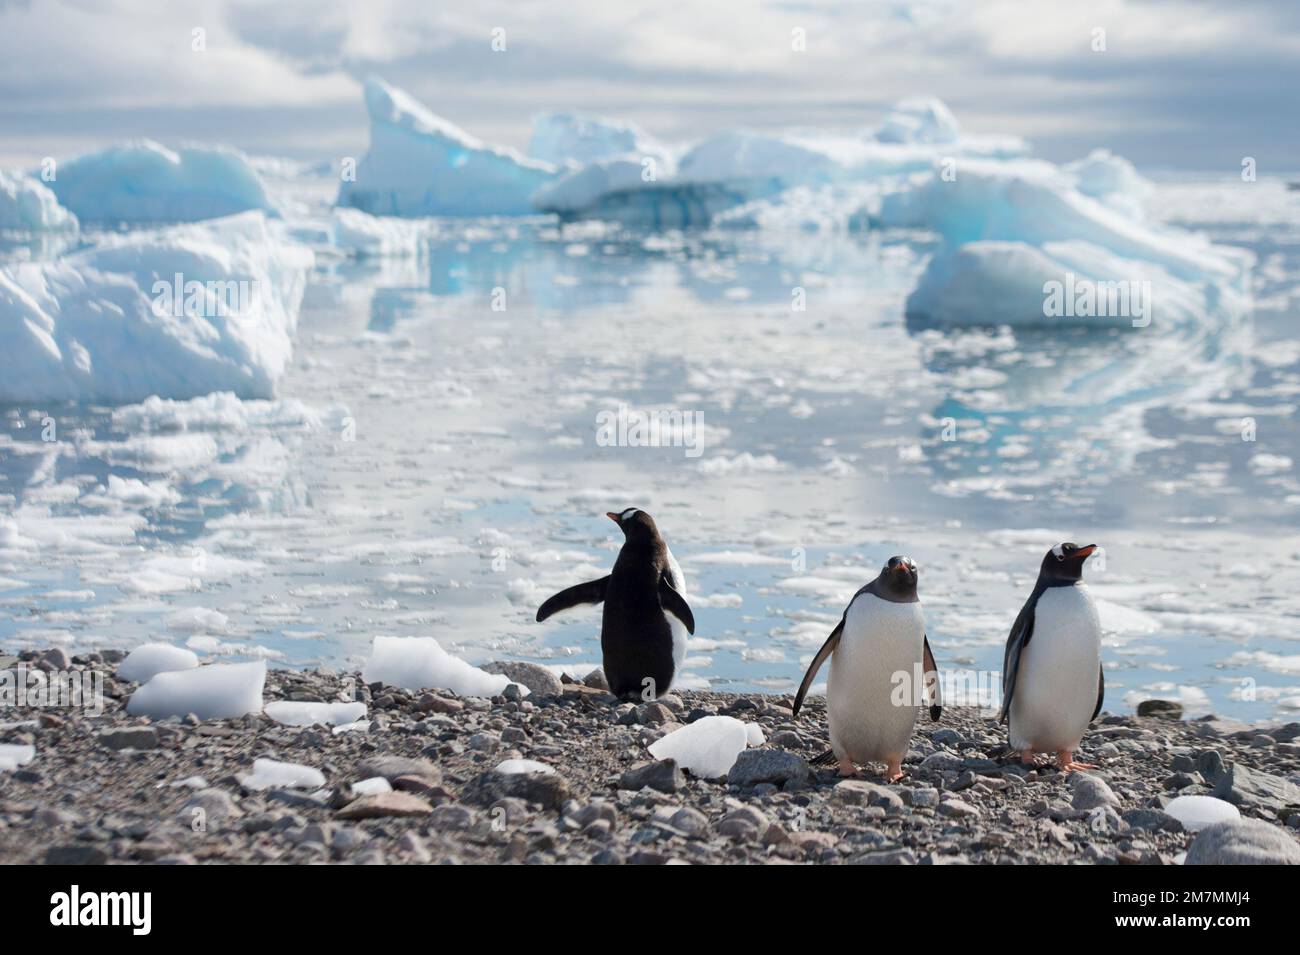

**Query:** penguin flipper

left=923, top=635, right=942, bottom=722
left=997, top=601, right=1036, bottom=724
left=792, top=619, right=843, bottom=718
left=658, top=576, right=695, bottom=634
left=535, top=576, right=610, bottom=622
left=1092, top=664, right=1104, bottom=721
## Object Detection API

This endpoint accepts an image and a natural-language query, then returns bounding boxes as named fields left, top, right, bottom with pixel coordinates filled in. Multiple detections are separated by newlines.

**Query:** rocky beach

left=2, top=648, right=1299, bottom=866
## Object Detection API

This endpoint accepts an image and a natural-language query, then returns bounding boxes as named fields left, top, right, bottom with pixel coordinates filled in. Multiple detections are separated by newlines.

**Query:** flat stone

left=619, top=759, right=685, bottom=794
left=354, top=755, right=441, bottom=784
left=45, top=845, right=108, bottom=865
left=833, top=779, right=903, bottom=810
left=1211, top=762, right=1300, bottom=811
left=1186, top=819, right=1300, bottom=865
left=726, top=748, right=810, bottom=789
left=99, top=726, right=161, bottom=751
left=852, top=848, right=917, bottom=865
left=335, top=792, right=433, bottom=820
left=937, top=799, right=979, bottom=818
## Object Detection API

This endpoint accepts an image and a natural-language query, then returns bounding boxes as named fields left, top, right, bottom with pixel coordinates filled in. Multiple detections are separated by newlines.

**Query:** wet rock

left=726, top=748, right=810, bottom=789
left=1185, top=819, right=1300, bottom=865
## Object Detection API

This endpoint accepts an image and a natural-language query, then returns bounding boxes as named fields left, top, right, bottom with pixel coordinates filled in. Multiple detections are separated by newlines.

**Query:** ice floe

left=47, top=140, right=273, bottom=224
left=116, top=643, right=200, bottom=683
left=126, top=660, right=266, bottom=720
left=361, top=635, right=521, bottom=697
left=0, top=211, right=313, bottom=403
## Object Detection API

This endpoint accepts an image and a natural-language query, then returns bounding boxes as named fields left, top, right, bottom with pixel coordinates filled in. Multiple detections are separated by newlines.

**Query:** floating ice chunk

left=351, top=776, right=392, bottom=796
left=647, top=715, right=754, bottom=779
left=48, top=140, right=273, bottom=223
left=0, top=211, right=313, bottom=403
left=0, top=744, right=36, bottom=772
left=361, top=635, right=519, bottom=697
left=127, top=660, right=266, bottom=720
left=528, top=112, right=664, bottom=166
left=239, top=757, right=326, bottom=791
left=1165, top=795, right=1241, bottom=832
left=84, top=476, right=181, bottom=510
left=116, top=643, right=200, bottom=683
left=495, top=759, right=555, bottom=775
left=329, top=208, right=428, bottom=258
left=165, top=607, right=230, bottom=633
left=264, top=700, right=368, bottom=727
left=338, top=77, right=557, bottom=217
left=0, top=170, right=78, bottom=232
left=876, top=97, right=961, bottom=145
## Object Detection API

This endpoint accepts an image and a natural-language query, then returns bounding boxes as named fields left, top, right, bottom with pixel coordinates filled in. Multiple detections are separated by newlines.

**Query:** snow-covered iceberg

left=0, top=211, right=313, bottom=403
left=338, top=77, right=558, bottom=217
left=48, top=140, right=273, bottom=224
left=0, top=170, right=78, bottom=233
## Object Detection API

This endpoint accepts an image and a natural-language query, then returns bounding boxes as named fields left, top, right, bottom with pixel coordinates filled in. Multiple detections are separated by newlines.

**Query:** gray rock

left=464, top=768, right=572, bottom=810
left=1195, top=749, right=1225, bottom=782
left=430, top=804, right=477, bottom=830
left=178, top=789, right=243, bottom=827
left=1071, top=774, right=1120, bottom=811
left=38, top=648, right=72, bottom=671
left=483, top=661, right=564, bottom=697
left=1122, top=808, right=1185, bottom=833
left=335, top=792, right=434, bottom=820
left=1185, top=819, right=1300, bottom=865
left=833, top=779, right=903, bottom=810
left=1137, top=699, right=1183, bottom=720
left=619, top=759, right=685, bottom=794
left=726, top=748, right=811, bottom=789
left=1211, top=762, right=1300, bottom=811
left=583, top=667, right=609, bottom=691
left=905, top=787, right=940, bottom=808
left=852, top=848, right=918, bottom=865
left=45, top=845, right=108, bottom=865
left=669, top=806, right=709, bottom=838
left=937, top=799, right=979, bottom=818
left=99, top=726, right=160, bottom=751
left=354, top=755, right=441, bottom=784
left=717, top=805, right=769, bottom=839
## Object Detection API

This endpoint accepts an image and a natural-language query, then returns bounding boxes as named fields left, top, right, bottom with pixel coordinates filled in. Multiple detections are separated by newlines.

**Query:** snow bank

left=126, top=660, right=266, bottom=720
left=48, top=140, right=273, bottom=224
left=0, top=211, right=313, bottom=403
left=116, top=643, right=200, bottom=683
left=646, top=715, right=756, bottom=779
left=239, top=757, right=326, bottom=791
left=1164, top=795, right=1241, bottom=832
left=361, top=635, right=520, bottom=697
left=0, top=170, right=78, bottom=233
left=264, top=700, right=367, bottom=727
left=338, top=77, right=558, bottom=217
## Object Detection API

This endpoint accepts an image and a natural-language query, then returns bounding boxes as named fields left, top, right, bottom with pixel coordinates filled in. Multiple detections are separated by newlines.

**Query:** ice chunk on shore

left=264, top=700, right=368, bottom=727
left=361, top=635, right=519, bottom=697
left=0, top=211, right=313, bottom=403
left=1165, top=795, right=1241, bottom=832
left=239, top=757, right=326, bottom=791
left=495, top=759, right=555, bottom=775
left=0, top=170, right=78, bottom=233
left=127, top=660, right=266, bottom=720
left=647, top=715, right=754, bottom=779
left=338, top=77, right=557, bottom=217
left=876, top=96, right=961, bottom=145
left=116, top=643, right=200, bottom=683
left=528, top=112, right=664, bottom=166
left=48, top=140, right=272, bottom=224
left=0, top=744, right=36, bottom=772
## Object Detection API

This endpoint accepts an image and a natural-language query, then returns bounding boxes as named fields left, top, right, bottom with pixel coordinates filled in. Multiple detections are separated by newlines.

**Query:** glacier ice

left=264, top=700, right=368, bottom=727
left=0, top=211, right=313, bottom=403
left=0, top=170, right=78, bottom=233
left=646, top=714, right=755, bottom=779
left=48, top=140, right=273, bottom=224
left=239, top=757, right=326, bottom=791
left=126, top=660, right=266, bottom=720
left=116, top=643, right=200, bottom=683
left=361, top=635, right=521, bottom=697
left=337, top=77, right=558, bottom=217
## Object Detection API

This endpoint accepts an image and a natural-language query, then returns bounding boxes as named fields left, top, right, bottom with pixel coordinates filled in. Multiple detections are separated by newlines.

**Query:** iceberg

left=48, top=140, right=273, bottom=224
left=528, top=112, right=665, bottom=167
left=329, top=207, right=429, bottom=257
left=361, top=635, right=521, bottom=697
left=338, top=77, right=558, bottom=217
left=0, top=211, right=313, bottom=403
left=0, top=170, right=78, bottom=233
left=127, top=660, right=266, bottom=720
left=1066, top=149, right=1151, bottom=220
left=116, top=643, right=200, bottom=683
left=875, top=96, right=961, bottom=145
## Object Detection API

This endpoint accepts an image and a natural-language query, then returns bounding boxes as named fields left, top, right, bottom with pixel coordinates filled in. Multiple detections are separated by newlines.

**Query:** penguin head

left=1040, top=541, right=1097, bottom=582
left=878, top=555, right=919, bottom=598
left=606, top=507, right=659, bottom=542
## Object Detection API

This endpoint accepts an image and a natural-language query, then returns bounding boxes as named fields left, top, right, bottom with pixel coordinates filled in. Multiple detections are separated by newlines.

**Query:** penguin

left=998, top=542, right=1104, bottom=773
left=535, top=508, right=693, bottom=701
left=791, top=556, right=941, bottom=782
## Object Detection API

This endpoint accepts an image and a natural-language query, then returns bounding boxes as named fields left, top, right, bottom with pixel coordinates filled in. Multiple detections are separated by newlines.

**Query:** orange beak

left=1075, top=544, right=1098, bottom=559
left=605, top=512, right=620, bottom=523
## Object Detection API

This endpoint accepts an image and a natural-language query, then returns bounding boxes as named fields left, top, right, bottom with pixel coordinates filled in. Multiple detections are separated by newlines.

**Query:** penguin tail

left=809, top=749, right=838, bottom=767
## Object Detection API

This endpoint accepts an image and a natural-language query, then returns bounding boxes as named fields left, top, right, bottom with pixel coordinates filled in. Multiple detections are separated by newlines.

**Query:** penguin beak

left=605, top=512, right=620, bottom=524
left=1075, top=544, right=1097, bottom=559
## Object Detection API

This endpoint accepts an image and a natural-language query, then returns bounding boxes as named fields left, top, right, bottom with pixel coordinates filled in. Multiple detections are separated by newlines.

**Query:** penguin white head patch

left=618, top=507, right=639, bottom=522
left=1051, top=543, right=1067, bottom=559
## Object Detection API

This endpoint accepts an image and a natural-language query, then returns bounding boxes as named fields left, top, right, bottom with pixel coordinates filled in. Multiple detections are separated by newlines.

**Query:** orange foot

left=1055, top=750, right=1097, bottom=773
left=1020, top=750, right=1048, bottom=766
left=884, top=760, right=905, bottom=783
left=837, top=758, right=857, bottom=778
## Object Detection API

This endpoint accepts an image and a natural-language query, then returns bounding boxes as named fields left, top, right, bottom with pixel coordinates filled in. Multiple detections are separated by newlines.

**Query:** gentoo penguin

left=998, top=542, right=1104, bottom=773
left=535, top=508, right=693, bottom=701
left=791, top=557, right=941, bottom=782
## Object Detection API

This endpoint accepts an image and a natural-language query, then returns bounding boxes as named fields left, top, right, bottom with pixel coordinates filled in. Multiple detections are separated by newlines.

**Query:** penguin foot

left=1055, top=750, right=1096, bottom=773
left=837, top=759, right=857, bottom=777
left=884, top=762, right=905, bottom=783
left=1019, top=750, right=1048, bottom=767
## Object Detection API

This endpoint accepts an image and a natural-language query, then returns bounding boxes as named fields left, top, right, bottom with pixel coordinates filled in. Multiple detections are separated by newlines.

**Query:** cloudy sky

left=2, top=0, right=1297, bottom=172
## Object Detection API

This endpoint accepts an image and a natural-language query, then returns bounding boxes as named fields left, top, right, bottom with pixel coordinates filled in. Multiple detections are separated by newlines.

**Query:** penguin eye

left=1051, top=543, right=1071, bottom=559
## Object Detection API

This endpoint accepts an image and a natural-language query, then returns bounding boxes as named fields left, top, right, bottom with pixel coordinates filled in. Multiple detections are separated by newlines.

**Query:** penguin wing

left=658, top=574, right=695, bottom=634
left=1092, top=664, right=1104, bottom=721
left=923, top=635, right=942, bottom=722
left=997, top=599, right=1036, bottom=724
left=792, top=618, right=843, bottom=718
left=535, top=576, right=610, bottom=622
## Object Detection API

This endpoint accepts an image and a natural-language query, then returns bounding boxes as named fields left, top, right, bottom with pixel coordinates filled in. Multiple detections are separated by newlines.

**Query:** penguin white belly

left=663, top=547, right=689, bottom=686
left=827, top=594, right=925, bottom=765
left=1009, top=584, right=1101, bottom=753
